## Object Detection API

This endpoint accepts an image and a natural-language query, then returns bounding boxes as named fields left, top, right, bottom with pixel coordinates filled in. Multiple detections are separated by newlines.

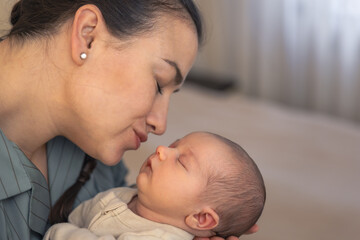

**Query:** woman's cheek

left=139, top=91, right=158, bottom=115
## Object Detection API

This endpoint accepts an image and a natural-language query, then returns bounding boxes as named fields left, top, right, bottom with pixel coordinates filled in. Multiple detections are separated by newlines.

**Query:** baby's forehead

left=183, top=131, right=215, bottom=140
left=183, top=131, right=221, bottom=143
left=181, top=132, right=231, bottom=155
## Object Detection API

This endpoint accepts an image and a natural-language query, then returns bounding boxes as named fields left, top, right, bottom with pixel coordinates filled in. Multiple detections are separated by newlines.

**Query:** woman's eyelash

left=156, top=82, right=163, bottom=94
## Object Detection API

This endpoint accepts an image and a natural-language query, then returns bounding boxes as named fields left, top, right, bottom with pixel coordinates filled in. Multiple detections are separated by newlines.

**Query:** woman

left=0, top=0, right=257, bottom=239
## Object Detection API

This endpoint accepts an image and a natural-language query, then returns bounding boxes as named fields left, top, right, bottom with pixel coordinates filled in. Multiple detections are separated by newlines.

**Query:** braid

left=49, top=154, right=97, bottom=224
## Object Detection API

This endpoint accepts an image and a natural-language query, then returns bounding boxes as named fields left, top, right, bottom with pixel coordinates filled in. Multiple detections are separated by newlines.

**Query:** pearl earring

left=80, top=52, right=87, bottom=60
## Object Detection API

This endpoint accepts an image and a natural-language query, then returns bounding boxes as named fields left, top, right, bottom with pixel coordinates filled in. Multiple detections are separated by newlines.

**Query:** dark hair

left=201, top=133, right=266, bottom=238
left=49, top=155, right=97, bottom=224
left=7, top=0, right=203, bottom=45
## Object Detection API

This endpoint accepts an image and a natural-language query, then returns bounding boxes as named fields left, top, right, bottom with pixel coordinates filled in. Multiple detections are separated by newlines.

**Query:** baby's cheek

left=135, top=173, right=148, bottom=191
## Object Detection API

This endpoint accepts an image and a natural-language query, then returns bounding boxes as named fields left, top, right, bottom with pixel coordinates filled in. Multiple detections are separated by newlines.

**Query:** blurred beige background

left=193, top=0, right=360, bottom=123
left=0, top=1, right=12, bottom=36
left=1, top=1, right=360, bottom=240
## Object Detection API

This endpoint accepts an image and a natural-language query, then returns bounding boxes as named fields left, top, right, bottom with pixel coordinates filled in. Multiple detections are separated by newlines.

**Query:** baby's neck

left=127, top=195, right=166, bottom=223
left=127, top=195, right=214, bottom=238
left=127, top=195, right=140, bottom=216
left=127, top=195, right=183, bottom=229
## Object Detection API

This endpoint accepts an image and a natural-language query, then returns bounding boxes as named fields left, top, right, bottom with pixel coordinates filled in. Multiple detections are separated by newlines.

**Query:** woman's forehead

left=154, top=16, right=198, bottom=74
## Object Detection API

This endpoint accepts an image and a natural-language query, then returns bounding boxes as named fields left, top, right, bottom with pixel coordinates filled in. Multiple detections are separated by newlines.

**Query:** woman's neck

left=0, top=38, right=63, bottom=160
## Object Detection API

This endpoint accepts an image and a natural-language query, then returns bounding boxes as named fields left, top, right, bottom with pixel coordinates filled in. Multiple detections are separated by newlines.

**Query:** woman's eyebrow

left=162, top=58, right=184, bottom=85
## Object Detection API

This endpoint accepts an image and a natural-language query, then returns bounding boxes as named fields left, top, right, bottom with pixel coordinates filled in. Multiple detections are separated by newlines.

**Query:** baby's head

left=136, top=131, right=266, bottom=238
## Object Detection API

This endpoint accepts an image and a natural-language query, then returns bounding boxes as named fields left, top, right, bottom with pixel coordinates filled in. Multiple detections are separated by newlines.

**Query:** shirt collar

left=0, top=129, right=51, bottom=234
left=0, top=129, right=32, bottom=200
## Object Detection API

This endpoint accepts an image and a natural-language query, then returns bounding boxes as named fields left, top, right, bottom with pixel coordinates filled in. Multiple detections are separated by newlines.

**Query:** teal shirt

left=0, top=129, right=128, bottom=239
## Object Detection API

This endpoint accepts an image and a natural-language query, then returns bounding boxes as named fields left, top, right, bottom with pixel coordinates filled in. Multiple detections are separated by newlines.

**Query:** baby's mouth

left=146, top=156, right=153, bottom=170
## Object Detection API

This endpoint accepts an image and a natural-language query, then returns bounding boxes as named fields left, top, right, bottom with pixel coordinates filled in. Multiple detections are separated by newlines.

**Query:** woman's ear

left=70, top=4, right=103, bottom=65
left=185, top=207, right=219, bottom=231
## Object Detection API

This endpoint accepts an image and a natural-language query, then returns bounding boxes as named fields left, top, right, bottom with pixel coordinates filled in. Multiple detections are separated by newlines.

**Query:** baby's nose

left=156, top=145, right=168, bottom=161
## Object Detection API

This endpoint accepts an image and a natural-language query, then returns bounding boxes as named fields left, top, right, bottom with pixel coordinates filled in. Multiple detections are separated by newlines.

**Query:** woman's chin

left=97, top=149, right=125, bottom=166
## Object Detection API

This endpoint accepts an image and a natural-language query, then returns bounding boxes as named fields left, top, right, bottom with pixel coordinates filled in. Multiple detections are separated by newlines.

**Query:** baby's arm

left=44, top=189, right=121, bottom=240
left=116, top=229, right=177, bottom=240
left=117, top=235, right=162, bottom=240
left=43, top=223, right=115, bottom=240
left=44, top=225, right=176, bottom=240
left=69, top=188, right=116, bottom=227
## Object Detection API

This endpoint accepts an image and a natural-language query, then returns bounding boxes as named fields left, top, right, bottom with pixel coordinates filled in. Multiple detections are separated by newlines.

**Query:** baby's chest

left=88, top=202, right=131, bottom=237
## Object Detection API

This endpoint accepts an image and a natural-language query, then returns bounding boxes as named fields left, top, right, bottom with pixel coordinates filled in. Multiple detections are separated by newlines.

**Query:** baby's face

left=136, top=132, right=228, bottom=220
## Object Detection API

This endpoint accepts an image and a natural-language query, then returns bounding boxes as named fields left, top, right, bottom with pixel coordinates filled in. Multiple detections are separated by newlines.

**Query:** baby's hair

left=201, top=133, right=266, bottom=238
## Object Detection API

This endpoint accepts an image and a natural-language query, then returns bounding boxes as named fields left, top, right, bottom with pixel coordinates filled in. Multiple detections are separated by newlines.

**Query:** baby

left=44, top=131, right=266, bottom=240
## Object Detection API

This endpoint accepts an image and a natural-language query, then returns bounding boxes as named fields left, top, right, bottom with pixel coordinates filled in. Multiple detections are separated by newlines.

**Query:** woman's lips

left=136, top=131, right=148, bottom=142
left=134, top=131, right=148, bottom=149
left=135, top=135, right=141, bottom=149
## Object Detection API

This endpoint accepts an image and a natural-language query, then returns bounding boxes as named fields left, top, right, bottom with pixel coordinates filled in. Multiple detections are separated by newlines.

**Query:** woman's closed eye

left=156, top=81, right=163, bottom=94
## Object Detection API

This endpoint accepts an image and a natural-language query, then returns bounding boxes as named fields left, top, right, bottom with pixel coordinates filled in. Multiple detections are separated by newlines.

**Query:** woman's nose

left=146, top=96, right=169, bottom=135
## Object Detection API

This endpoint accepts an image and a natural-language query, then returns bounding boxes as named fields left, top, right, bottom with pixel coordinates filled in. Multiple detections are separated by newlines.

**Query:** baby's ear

left=185, top=207, right=219, bottom=230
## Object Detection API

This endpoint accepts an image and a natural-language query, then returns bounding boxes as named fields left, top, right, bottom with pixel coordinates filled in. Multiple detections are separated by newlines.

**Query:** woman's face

left=65, top=16, right=198, bottom=165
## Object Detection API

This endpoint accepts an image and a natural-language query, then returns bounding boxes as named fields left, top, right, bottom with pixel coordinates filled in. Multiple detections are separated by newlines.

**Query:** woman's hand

left=193, top=237, right=237, bottom=240
left=193, top=224, right=259, bottom=240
